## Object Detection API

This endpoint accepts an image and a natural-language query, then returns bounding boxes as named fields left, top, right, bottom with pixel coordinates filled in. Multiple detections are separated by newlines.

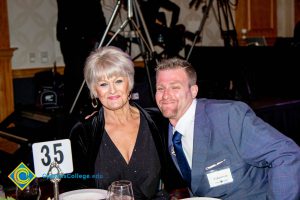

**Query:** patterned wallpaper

left=7, top=0, right=60, bottom=69
left=7, top=0, right=226, bottom=69
left=7, top=0, right=293, bottom=69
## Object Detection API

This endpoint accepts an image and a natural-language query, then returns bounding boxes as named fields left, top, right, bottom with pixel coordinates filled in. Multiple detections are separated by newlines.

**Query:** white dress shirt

left=173, top=99, right=197, bottom=169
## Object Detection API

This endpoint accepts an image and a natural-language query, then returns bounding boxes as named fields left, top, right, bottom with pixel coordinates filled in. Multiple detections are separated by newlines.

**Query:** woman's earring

left=91, top=98, right=99, bottom=108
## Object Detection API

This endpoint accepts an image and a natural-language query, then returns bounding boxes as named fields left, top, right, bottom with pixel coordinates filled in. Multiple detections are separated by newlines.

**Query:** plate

left=181, top=198, right=221, bottom=200
left=59, top=188, right=107, bottom=200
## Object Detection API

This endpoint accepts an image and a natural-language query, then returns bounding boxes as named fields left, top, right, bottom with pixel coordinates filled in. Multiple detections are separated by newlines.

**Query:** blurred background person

left=56, top=0, right=107, bottom=115
left=138, top=0, right=186, bottom=58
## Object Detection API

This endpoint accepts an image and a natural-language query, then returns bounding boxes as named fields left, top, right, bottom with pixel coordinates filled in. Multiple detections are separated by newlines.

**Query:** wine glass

left=106, top=180, right=134, bottom=200
left=16, top=178, right=41, bottom=200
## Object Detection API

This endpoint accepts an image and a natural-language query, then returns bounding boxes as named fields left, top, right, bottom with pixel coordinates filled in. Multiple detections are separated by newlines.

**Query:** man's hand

left=85, top=111, right=97, bottom=120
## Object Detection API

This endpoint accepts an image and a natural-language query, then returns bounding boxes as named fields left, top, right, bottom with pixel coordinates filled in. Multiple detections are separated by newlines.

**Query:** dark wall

left=255, top=100, right=300, bottom=145
left=187, top=46, right=300, bottom=144
left=187, top=46, right=300, bottom=101
left=13, top=78, right=36, bottom=107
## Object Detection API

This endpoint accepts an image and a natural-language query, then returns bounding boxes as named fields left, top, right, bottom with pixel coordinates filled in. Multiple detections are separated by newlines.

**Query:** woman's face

left=94, top=75, right=130, bottom=111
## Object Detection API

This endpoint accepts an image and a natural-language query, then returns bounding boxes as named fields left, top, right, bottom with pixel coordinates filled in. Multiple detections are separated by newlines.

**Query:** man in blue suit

left=155, top=57, right=300, bottom=199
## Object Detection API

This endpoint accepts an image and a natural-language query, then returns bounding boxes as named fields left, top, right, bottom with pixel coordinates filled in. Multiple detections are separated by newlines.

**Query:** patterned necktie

left=172, top=131, right=191, bottom=186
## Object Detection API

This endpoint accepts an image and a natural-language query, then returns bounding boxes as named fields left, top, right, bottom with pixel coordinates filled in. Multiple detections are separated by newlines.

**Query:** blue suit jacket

left=168, top=99, right=300, bottom=200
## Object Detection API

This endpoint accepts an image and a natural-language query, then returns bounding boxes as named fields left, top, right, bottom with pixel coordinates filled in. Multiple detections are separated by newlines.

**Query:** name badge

left=206, top=167, right=233, bottom=188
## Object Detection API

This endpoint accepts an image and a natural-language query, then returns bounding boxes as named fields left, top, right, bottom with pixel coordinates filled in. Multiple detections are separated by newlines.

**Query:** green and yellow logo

left=8, top=162, right=36, bottom=190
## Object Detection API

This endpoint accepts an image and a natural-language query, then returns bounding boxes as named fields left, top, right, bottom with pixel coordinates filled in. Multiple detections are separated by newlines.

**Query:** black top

left=66, top=103, right=187, bottom=196
left=94, top=114, right=161, bottom=200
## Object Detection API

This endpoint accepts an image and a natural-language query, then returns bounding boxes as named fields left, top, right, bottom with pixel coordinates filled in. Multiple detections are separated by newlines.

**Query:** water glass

left=16, top=179, right=41, bottom=200
left=106, top=180, right=134, bottom=200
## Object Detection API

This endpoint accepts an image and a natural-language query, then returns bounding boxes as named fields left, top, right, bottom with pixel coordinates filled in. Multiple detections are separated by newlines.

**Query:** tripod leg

left=129, top=24, right=156, bottom=104
left=98, top=0, right=122, bottom=48
left=186, top=0, right=214, bottom=60
left=69, top=0, right=124, bottom=114
left=106, top=19, right=130, bottom=46
left=70, top=0, right=159, bottom=113
left=130, top=0, right=157, bottom=102
left=69, top=79, right=86, bottom=114
left=132, top=0, right=156, bottom=53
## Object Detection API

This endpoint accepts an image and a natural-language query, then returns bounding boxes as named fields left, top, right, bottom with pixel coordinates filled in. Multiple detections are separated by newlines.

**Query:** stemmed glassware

left=16, top=178, right=41, bottom=200
left=106, top=180, right=134, bottom=200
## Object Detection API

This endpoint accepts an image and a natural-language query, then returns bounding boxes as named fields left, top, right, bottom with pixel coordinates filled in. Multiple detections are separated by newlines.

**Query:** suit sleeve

left=229, top=101, right=300, bottom=200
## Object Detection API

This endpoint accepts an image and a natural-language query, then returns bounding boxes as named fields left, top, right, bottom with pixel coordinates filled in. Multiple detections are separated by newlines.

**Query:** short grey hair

left=84, top=46, right=135, bottom=98
left=155, top=57, right=197, bottom=86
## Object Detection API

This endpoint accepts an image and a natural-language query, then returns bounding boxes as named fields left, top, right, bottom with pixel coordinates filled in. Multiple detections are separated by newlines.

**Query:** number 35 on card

left=32, top=139, right=73, bottom=177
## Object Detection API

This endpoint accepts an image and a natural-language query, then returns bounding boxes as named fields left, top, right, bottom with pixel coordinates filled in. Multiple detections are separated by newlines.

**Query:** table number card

left=32, top=139, right=73, bottom=177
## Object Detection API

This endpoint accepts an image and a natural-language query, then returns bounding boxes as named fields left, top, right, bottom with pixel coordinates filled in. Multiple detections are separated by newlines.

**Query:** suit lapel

left=191, top=99, right=211, bottom=193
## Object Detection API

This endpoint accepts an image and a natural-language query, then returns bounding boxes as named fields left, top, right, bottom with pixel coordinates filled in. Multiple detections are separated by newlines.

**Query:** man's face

left=155, top=68, right=198, bottom=125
